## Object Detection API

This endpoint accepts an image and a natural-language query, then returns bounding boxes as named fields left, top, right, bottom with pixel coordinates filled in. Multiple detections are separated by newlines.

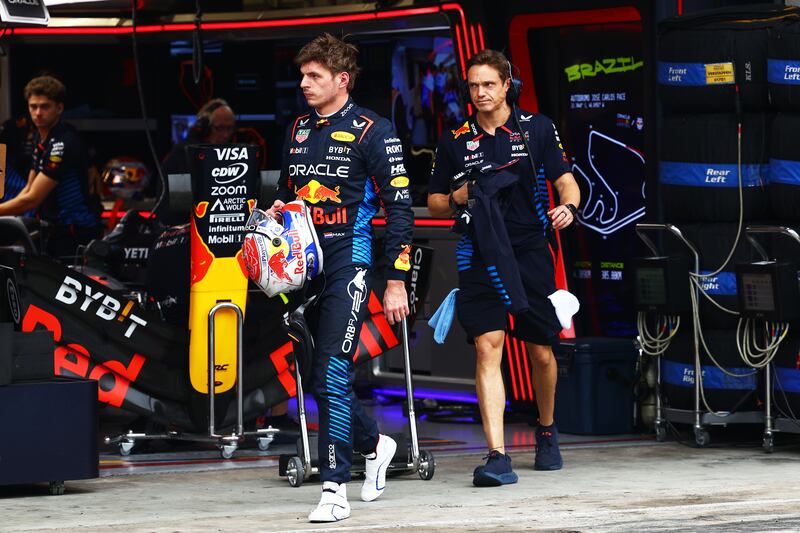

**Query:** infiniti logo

left=212, top=162, right=249, bottom=184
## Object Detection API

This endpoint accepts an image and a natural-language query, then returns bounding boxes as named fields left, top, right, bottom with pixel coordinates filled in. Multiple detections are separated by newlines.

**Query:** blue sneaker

left=534, top=425, right=563, bottom=471
left=472, top=450, right=519, bottom=487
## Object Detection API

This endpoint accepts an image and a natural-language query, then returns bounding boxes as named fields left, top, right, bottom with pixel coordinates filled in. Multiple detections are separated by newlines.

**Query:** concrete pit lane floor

left=3, top=425, right=800, bottom=532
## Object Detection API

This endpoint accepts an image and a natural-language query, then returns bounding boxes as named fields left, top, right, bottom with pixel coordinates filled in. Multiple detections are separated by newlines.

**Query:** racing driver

left=267, top=33, right=414, bottom=522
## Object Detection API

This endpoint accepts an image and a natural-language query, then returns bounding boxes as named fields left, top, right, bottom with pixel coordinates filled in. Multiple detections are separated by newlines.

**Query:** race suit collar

left=325, top=97, right=355, bottom=124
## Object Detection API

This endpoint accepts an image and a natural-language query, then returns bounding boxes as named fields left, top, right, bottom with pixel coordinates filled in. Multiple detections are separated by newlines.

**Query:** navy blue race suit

left=429, top=110, right=570, bottom=344
left=277, top=97, right=413, bottom=483
left=31, top=120, right=101, bottom=258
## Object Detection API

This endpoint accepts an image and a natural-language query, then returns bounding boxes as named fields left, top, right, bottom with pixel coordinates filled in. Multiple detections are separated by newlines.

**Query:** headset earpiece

left=459, top=78, right=470, bottom=108
left=506, top=60, right=523, bottom=106
left=194, top=98, right=229, bottom=138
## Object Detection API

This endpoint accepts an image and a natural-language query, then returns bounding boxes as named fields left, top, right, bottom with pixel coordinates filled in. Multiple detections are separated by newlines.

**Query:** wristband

left=448, top=193, right=459, bottom=213
left=564, top=203, right=578, bottom=217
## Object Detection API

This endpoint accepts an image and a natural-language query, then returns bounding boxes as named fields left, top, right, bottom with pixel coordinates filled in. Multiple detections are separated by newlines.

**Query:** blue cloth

left=429, top=288, right=459, bottom=344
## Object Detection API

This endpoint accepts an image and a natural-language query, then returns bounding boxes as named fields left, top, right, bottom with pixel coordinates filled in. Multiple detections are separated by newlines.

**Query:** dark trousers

left=308, top=264, right=379, bottom=483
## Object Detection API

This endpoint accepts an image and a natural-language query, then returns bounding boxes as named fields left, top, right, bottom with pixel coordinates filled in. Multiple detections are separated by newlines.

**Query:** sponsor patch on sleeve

left=394, top=244, right=412, bottom=271
left=390, top=176, right=409, bottom=188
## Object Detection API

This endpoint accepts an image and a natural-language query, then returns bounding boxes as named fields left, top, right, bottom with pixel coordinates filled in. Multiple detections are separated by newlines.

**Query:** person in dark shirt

left=428, top=50, right=580, bottom=486
left=266, top=33, right=413, bottom=523
left=0, top=116, right=36, bottom=217
left=162, top=98, right=236, bottom=175
left=158, top=99, right=236, bottom=225
left=0, top=76, right=101, bottom=259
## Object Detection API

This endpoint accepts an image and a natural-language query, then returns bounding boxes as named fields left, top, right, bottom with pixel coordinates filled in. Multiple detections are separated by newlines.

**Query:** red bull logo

left=269, top=248, right=292, bottom=282
left=311, top=207, right=347, bottom=225
left=294, top=179, right=342, bottom=204
left=451, top=121, right=471, bottom=139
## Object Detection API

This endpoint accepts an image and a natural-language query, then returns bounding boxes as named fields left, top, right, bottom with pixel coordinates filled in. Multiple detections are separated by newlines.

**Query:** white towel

left=547, top=290, right=580, bottom=330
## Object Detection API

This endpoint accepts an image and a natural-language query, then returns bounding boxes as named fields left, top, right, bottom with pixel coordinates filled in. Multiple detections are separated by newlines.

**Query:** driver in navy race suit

left=266, top=33, right=413, bottom=523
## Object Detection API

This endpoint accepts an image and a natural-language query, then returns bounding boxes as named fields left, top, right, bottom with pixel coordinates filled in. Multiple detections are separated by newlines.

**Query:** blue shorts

left=456, top=245, right=561, bottom=345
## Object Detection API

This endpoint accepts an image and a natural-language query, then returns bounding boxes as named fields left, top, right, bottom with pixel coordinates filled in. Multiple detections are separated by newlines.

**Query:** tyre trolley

left=636, top=223, right=763, bottom=447
left=106, top=302, right=279, bottom=458
left=280, top=314, right=435, bottom=486
left=743, top=225, right=800, bottom=453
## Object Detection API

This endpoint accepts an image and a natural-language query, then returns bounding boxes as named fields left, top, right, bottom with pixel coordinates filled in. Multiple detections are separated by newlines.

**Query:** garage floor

left=2, top=400, right=800, bottom=532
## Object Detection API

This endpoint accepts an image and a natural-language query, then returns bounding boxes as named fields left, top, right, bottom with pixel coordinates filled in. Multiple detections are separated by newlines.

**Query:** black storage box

left=554, top=338, right=638, bottom=435
left=0, top=379, right=99, bottom=489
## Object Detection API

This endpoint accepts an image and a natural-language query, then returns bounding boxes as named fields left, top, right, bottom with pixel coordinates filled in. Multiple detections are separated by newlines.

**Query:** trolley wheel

left=655, top=423, right=666, bottom=443
left=417, top=450, right=435, bottom=481
left=257, top=436, right=273, bottom=452
left=763, top=433, right=774, bottom=454
left=48, top=481, right=65, bottom=496
left=119, top=441, right=134, bottom=456
left=220, top=444, right=237, bottom=459
left=694, top=428, right=710, bottom=447
left=287, top=456, right=305, bottom=487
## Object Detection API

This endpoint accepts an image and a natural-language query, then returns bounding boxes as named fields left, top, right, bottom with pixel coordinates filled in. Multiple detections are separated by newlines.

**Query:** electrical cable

left=690, top=84, right=745, bottom=280
left=771, top=365, right=800, bottom=432
left=506, top=63, right=559, bottom=252
left=192, top=0, right=204, bottom=86
left=736, top=318, right=788, bottom=369
left=637, top=312, right=680, bottom=356
left=687, top=282, right=758, bottom=417
left=690, top=277, right=740, bottom=315
left=131, top=0, right=167, bottom=218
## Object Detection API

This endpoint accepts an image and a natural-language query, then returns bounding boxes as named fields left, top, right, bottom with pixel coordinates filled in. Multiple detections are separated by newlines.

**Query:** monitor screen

left=170, top=114, right=197, bottom=145
left=741, top=272, right=775, bottom=312
left=636, top=267, right=666, bottom=306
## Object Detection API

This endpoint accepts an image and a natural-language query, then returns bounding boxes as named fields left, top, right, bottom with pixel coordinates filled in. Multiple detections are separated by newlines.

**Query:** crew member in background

left=428, top=50, right=580, bottom=486
left=0, top=115, right=36, bottom=217
left=157, top=99, right=236, bottom=225
left=267, top=33, right=413, bottom=523
left=0, top=75, right=101, bottom=259
left=162, top=98, right=236, bottom=175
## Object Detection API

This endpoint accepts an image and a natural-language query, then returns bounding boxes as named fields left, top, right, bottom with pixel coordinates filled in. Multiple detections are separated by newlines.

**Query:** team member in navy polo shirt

left=428, top=49, right=580, bottom=486
left=0, top=76, right=101, bottom=258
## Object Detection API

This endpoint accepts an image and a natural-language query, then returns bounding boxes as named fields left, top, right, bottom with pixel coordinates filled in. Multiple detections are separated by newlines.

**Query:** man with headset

left=159, top=99, right=236, bottom=225
left=428, top=49, right=580, bottom=486
left=162, top=98, right=236, bottom=175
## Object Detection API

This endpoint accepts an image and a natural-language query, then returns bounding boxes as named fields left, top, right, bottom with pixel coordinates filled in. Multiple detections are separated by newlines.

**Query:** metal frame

left=106, top=302, right=278, bottom=458
left=284, top=316, right=435, bottom=487
left=743, top=225, right=800, bottom=453
left=635, top=223, right=763, bottom=447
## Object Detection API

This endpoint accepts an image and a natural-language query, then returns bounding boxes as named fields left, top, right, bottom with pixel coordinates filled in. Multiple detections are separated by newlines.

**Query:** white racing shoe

left=361, top=434, right=398, bottom=502
left=308, top=482, right=350, bottom=523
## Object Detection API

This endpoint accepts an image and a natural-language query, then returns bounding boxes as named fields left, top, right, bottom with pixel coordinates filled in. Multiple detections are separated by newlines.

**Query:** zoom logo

left=212, top=162, right=249, bottom=184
